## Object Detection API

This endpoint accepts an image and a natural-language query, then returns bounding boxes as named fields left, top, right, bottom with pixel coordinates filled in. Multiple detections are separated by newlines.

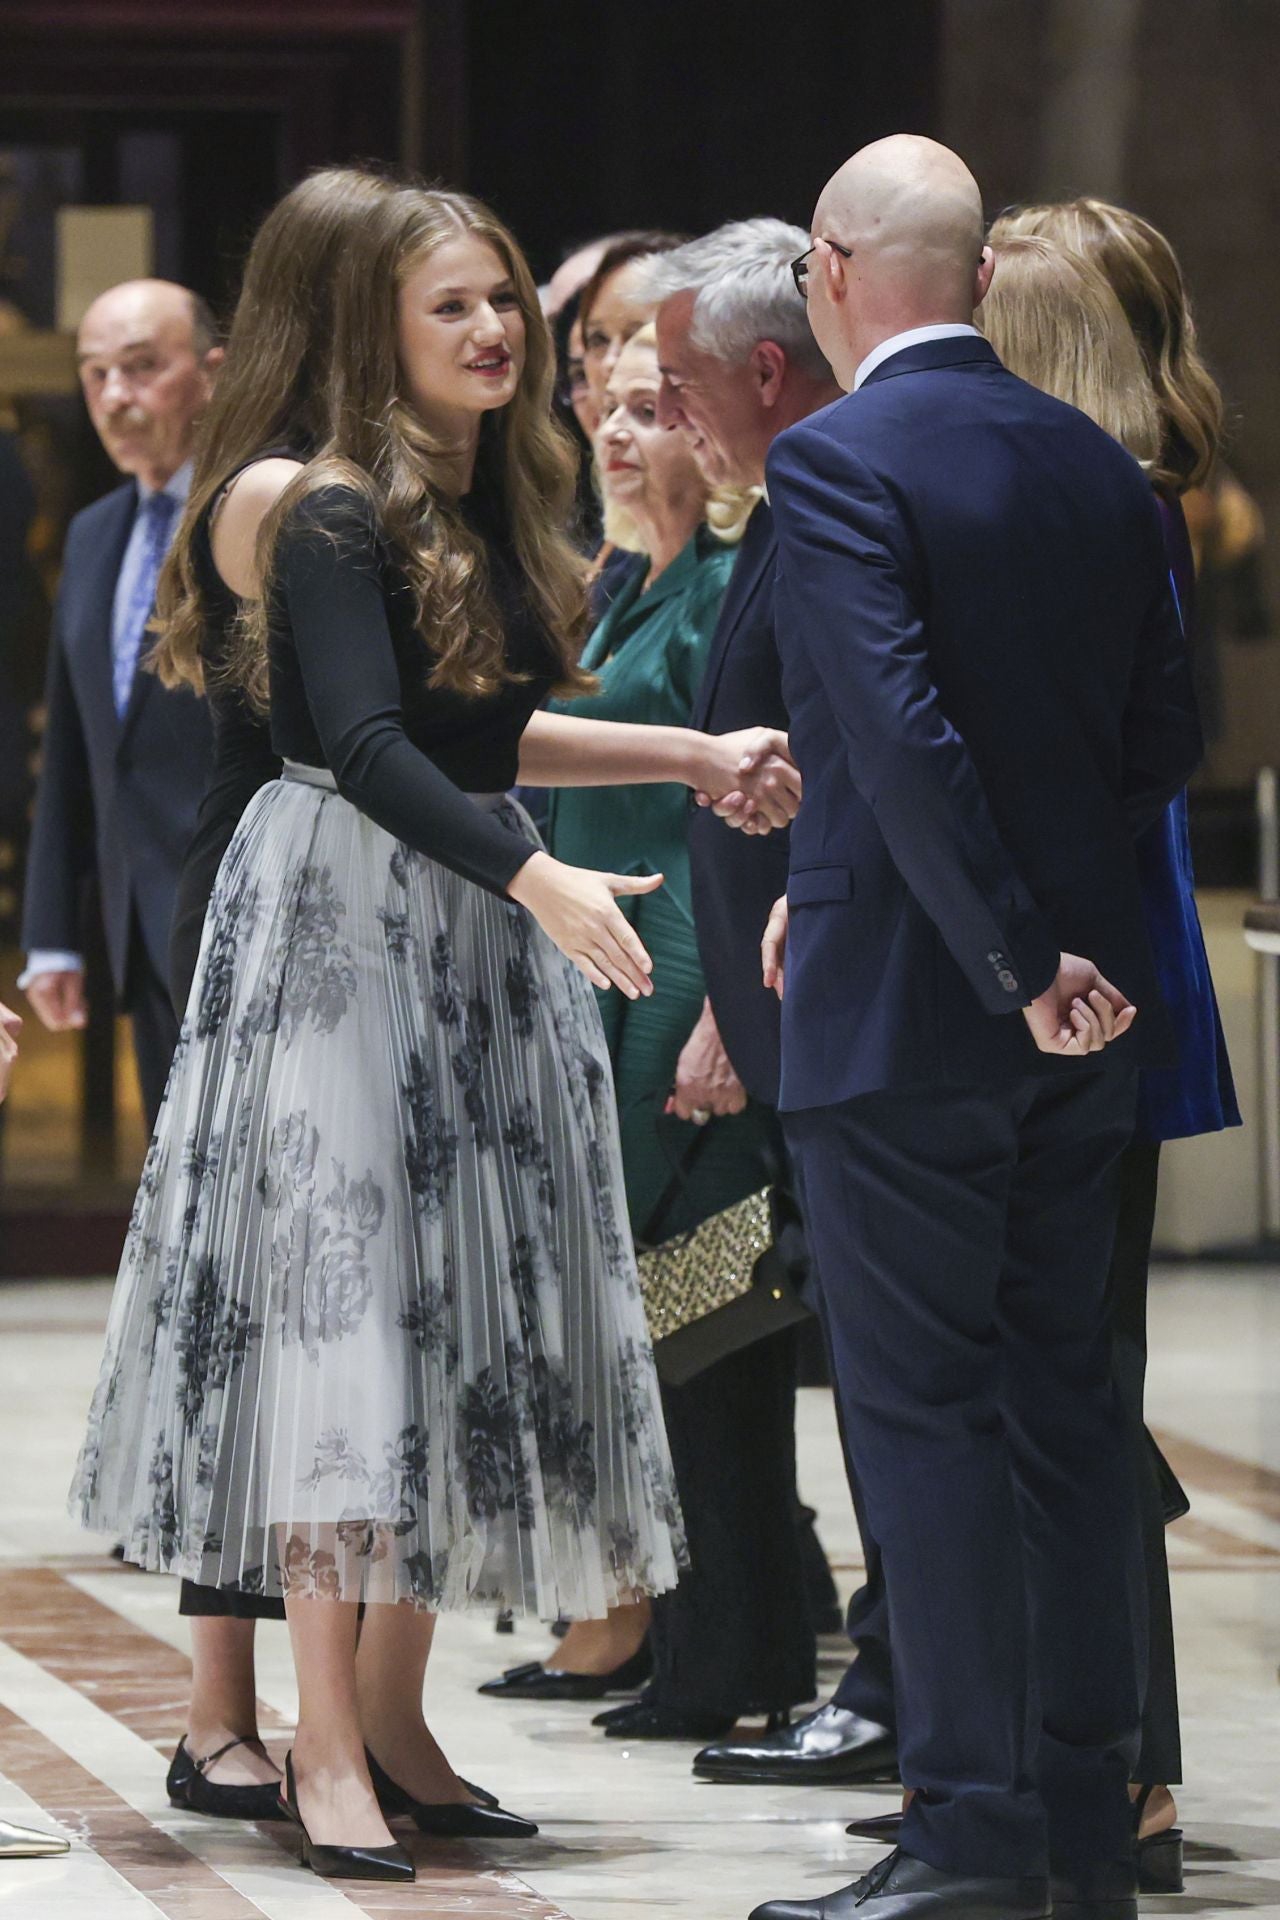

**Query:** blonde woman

left=981, top=223, right=1239, bottom=1895
left=993, top=197, right=1221, bottom=495
left=69, top=177, right=798, bottom=1881
left=481, top=328, right=817, bottom=1740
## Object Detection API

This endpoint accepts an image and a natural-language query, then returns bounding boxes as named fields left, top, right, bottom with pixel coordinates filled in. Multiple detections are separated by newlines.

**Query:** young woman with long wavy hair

left=70, top=171, right=797, bottom=1882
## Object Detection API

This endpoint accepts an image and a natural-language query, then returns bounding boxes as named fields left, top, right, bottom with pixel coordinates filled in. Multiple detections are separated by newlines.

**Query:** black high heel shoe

left=167, top=1736, right=287, bottom=1822
left=365, top=1748, right=538, bottom=1839
left=1133, top=1784, right=1184, bottom=1893
left=278, top=1752, right=414, bottom=1882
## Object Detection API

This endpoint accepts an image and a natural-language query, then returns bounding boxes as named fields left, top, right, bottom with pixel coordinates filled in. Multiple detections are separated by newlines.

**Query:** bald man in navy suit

left=749, top=139, right=1200, bottom=1920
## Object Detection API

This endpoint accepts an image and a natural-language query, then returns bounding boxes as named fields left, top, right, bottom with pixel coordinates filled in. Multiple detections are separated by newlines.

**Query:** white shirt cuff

left=18, top=951, right=85, bottom=991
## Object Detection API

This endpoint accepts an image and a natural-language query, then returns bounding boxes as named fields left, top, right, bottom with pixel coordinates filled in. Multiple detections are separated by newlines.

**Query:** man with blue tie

left=20, top=278, right=220, bottom=1124
left=20, top=281, right=289, bottom=1822
left=748, top=137, right=1202, bottom=1920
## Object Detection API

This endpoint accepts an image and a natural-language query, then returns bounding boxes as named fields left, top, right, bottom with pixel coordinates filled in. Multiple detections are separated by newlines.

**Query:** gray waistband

left=281, top=759, right=508, bottom=811
left=282, top=759, right=337, bottom=792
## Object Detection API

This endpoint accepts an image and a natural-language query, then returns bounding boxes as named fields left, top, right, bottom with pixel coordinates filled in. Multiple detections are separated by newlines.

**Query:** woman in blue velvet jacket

left=982, top=213, right=1239, bottom=1892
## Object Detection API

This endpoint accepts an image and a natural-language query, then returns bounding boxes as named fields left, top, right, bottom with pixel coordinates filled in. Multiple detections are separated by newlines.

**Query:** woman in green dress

left=480, top=328, right=816, bottom=1737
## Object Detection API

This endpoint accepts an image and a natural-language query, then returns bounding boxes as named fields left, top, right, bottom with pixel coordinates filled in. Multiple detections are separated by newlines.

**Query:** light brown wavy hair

left=991, top=199, right=1222, bottom=493
left=979, top=234, right=1161, bottom=465
left=154, top=169, right=590, bottom=707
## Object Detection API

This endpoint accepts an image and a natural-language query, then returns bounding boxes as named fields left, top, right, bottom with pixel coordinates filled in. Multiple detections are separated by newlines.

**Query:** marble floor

left=0, top=1265, right=1275, bottom=1919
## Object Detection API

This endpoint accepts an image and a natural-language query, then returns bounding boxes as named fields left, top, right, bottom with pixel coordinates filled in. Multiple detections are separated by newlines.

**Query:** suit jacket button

left=998, top=969, right=1019, bottom=993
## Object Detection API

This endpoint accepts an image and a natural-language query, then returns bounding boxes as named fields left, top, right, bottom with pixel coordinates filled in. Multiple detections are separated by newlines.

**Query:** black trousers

left=124, top=935, right=181, bottom=1137
left=787, top=1070, right=1145, bottom=1879
left=649, top=1325, right=816, bottom=1720
left=124, top=930, right=287, bottom=1625
left=1107, top=1141, right=1181, bottom=1784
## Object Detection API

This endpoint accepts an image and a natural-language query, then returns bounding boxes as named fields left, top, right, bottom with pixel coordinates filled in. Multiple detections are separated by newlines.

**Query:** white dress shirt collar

left=853, top=323, right=982, bottom=392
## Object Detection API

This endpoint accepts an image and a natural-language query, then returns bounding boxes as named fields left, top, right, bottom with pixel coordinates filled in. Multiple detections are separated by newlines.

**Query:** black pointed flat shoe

left=598, top=1697, right=736, bottom=1742
left=167, top=1736, right=287, bottom=1822
left=365, top=1748, right=538, bottom=1838
left=477, top=1639, right=651, bottom=1702
left=279, top=1752, right=414, bottom=1882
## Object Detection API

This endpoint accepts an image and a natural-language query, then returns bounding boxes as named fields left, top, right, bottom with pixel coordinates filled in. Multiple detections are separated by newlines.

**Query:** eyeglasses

left=790, top=238, right=853, bottom=299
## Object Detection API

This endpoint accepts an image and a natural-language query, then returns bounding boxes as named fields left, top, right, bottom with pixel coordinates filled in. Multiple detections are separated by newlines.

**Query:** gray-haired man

left=644, top=222, right=898, bottom=1790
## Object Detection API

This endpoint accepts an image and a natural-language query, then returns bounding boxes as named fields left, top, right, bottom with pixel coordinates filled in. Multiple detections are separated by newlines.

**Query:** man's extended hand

left=24, top=968, right=88, bottom=1033
left=761, top=894, right=789, bottom=1000
left=666, top=999, right=748, bottom=1123
left=0, top=1001, right=21, bottom=1104
left=694, top=728, right=801, bottom=833
left=1022, top=953, right=1136, bottom=1056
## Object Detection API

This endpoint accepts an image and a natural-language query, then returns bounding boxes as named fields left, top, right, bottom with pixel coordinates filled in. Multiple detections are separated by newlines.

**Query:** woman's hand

left=693, top=728, right=801, bottom=832
left=761, top=894, right=789, bottom=1000
left=507, top=851, right=663, bottom=998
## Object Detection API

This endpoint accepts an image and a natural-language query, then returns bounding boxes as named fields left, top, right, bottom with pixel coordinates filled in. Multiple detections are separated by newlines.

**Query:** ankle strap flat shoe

left=167, top=1736, right=287, bottom=1822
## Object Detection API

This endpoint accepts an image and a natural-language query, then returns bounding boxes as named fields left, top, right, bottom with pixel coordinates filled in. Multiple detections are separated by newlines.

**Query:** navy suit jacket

left=22, top=481, right=214, bottom=995
left=688, top=499, right=792, bottom=1104
left=767, top=336, right=1202, bottom=1113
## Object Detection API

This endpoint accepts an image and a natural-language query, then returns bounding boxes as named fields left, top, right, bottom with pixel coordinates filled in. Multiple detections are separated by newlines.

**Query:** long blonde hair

left=992, top=199, right=1221, bottom=493
left=155, top=170, right=591, bottom=708
left=980, top=232, right=1161, bottom=465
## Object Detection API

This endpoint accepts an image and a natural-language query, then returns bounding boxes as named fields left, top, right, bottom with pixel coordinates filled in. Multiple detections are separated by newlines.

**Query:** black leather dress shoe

left=365, top=1748, right=538, bottom=1839
left=477, top=1640, right=651, bottom=1701
left=846, top=1811, right=905, bottom=1840
left=749, top=1847, right=1050, bottom=1920
left=695, top=1702, right=898, bottom=1785
left=167, top=1736, right=286, bottom=1822
left=1050, top=1858, right=1138, bottom=1920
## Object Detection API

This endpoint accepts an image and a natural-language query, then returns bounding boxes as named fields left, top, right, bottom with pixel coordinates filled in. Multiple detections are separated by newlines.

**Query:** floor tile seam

left=2, top=1563, right=295, bottom=1737
left=0, top=1640, right=336, bottom=1914
left=0, top=1696, right=269, bottom=1917
left=1168, top=1485, right=1280, bottom=1553
left=1153, top=1425, right=1280, bottom=1517
left=1173, top=1514, right=1280, bottom=1562
left=0, top=1573, right=575, bottom=1918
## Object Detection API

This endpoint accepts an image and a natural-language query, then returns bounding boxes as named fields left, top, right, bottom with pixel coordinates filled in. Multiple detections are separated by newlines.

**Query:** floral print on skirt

left=70, top=763, right=685, bottom=1613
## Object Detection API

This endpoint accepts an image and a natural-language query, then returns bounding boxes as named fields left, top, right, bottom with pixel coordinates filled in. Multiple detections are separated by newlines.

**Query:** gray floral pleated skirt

left=70, top=763, right=685, bottom=1613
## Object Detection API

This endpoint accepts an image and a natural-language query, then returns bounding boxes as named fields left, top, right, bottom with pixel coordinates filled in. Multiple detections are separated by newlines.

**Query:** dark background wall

left=462, top=0, right=941, bottom=275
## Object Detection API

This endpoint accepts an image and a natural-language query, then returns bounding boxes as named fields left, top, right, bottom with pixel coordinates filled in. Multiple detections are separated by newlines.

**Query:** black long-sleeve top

left=268, top=484, right=555, bottom=895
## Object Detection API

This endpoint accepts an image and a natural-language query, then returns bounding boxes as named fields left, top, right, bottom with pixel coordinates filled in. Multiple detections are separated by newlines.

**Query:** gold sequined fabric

left=637, top=1188, right=773, bottom=1343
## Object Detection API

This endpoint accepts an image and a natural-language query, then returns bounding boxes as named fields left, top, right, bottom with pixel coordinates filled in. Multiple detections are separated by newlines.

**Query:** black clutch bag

left=634, top=1105, right=811, bottom=1389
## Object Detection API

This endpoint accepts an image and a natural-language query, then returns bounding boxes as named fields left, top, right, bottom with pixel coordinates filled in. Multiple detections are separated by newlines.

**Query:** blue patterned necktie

left=113, top=490, right=181, bottom=717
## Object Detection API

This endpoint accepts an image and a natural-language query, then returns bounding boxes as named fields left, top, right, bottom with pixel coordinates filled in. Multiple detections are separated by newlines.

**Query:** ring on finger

left=690, top=1107, right=711, bottom=1126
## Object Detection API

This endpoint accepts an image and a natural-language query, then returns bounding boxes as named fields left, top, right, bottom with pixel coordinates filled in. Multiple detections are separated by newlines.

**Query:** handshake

left=694, top=728, right=801, bottom=833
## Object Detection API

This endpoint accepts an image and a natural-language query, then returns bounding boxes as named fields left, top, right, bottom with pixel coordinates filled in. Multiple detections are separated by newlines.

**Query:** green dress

left=546, top=526, right=771, bottom=1237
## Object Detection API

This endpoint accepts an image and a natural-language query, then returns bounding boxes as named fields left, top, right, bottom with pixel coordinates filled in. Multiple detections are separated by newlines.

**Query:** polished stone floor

left=0, top=1265, right=1275, bottom=1918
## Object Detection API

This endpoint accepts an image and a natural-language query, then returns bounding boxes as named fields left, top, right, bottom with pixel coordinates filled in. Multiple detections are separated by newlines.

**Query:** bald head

left=77, top=278, right=222, bottom=486
left=803, top=136, right=991, bottom=389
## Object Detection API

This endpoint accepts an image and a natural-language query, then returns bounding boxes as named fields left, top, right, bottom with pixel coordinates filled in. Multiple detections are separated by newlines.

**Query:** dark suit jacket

left=767, top=335, right=1202, bottom=1113
left=688, top=499, right=792, bottom=1104
left=22, top=481, right=214, bottom=996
